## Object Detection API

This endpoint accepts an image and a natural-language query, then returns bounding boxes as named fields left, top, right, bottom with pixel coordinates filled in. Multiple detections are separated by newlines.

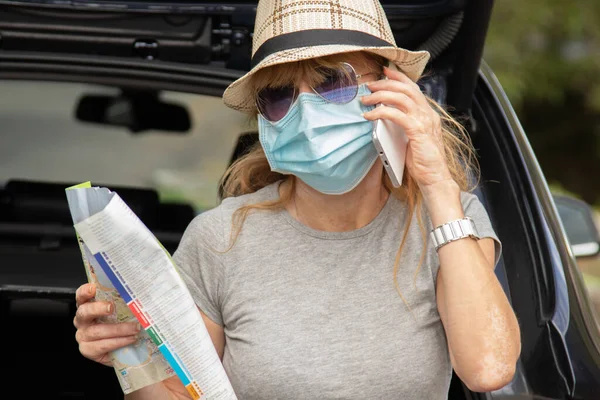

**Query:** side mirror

left=553, top=194, right=600, bottom=258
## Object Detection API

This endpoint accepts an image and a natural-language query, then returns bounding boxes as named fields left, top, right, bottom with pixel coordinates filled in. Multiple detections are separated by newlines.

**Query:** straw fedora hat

left=222, top=0, right=431, bottom=114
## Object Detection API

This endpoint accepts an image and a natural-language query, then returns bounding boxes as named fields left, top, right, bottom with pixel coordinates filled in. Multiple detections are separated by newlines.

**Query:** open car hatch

left=0, top=0, right=494, bottom=113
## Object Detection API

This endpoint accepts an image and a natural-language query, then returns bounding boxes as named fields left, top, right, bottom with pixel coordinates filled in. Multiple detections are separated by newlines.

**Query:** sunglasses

left=256, top=62, right=381, bottom=123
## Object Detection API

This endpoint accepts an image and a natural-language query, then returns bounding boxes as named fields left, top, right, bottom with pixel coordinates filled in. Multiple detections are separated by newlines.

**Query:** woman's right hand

left=74, top=283, right=141, bottom=366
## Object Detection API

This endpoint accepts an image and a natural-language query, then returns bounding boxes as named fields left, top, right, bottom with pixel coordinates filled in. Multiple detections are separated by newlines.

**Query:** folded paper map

left=66, top=182, right=237, bottom=399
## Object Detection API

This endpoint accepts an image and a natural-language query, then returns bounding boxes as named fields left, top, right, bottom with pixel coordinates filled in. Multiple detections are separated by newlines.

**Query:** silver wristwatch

left=431, top=217, right=480, bottom=251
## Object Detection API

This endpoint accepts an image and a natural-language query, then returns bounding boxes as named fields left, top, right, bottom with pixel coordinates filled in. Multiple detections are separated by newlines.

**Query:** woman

left=73, top=1, right=521, bottom=399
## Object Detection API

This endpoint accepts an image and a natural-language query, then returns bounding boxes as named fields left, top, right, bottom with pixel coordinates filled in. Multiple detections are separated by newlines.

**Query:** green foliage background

left=484, top=0, right=600, bottom=206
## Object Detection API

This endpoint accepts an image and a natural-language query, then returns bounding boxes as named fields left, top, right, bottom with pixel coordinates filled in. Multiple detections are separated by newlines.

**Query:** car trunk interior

left=0, top=0, right=502, bottom=398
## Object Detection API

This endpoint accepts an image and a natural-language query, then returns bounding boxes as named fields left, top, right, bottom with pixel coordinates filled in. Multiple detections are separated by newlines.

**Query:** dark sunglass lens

left=314, top=64, right=358, bottom=104
left=257, top=86, right=295, bottom=122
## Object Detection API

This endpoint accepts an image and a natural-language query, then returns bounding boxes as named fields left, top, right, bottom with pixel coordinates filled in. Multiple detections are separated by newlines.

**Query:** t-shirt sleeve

left=461, top=191, right=503, bottom=269
left=172, top=210, right=226, bottom=326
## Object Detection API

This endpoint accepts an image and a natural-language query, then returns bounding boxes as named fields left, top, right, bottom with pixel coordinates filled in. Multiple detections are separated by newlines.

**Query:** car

left=2, top=0, right=600, bottom=399
left=553, top=193, right=600, bottom=327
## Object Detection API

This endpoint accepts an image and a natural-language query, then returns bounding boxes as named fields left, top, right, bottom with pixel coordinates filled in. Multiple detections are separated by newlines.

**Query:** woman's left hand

left=361, top=66, right=454, bottom=193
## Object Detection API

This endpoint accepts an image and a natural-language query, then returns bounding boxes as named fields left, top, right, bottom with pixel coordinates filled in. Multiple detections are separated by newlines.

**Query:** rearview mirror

left=553, top=194, right=600, bottom=258
left=75, top=90, right=191, bottom=134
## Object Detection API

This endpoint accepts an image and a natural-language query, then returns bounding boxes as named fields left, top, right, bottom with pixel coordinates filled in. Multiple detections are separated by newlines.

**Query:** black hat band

left=251, top=29, right=395, bottom=68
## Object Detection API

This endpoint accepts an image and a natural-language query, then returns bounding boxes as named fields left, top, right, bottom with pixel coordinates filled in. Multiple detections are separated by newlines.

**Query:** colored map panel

left=159, top=345, right=190, bottom=386
left=186, top=384, right=201, bottom=400
left=94, top=252, right=132, bottom=303
left=147, top=327, right=163, bottom=346
left=128, top=301, right=150, bottom=329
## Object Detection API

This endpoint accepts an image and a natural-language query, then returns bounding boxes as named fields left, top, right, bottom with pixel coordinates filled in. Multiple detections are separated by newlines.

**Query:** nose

left=298, top=81, right=312, bottom=94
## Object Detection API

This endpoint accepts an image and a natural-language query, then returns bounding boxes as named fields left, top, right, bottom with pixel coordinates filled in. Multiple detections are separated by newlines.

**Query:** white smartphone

left=371, top=64, right=408, bottom=188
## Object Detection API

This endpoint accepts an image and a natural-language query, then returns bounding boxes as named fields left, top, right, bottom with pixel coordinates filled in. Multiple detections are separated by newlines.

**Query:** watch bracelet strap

left=430, top=217, right=480, bottom=251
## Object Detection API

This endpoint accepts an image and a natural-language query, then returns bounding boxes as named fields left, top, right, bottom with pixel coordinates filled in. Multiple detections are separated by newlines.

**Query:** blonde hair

left=219, top=51, right=479, bottom=307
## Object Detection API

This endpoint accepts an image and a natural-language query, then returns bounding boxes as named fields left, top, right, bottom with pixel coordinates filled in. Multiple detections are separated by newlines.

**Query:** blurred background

left=484, top=0, right=600, bottom=318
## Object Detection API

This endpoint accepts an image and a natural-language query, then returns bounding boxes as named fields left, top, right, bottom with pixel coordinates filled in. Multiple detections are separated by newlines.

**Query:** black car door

left=471, top=62, right=600, bottom=399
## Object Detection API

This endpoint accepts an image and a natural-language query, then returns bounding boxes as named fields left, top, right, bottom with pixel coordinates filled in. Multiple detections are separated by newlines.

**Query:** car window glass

left=0, top=80, right=251, bottom=212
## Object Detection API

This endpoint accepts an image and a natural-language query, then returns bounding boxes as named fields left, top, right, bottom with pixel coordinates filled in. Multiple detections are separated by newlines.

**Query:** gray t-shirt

left=173, top=182, right=501, bottom=400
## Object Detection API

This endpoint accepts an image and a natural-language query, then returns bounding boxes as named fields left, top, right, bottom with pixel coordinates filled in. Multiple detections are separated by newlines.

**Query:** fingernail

left=88, top=285, right=94, bottom=295
left=135, top=322, right=142, bottom=331
left=106, top=303, right=113, bottom=314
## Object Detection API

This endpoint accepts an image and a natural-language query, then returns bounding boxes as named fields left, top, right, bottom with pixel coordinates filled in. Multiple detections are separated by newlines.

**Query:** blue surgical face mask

left=258, top=84, right=378, bottom=195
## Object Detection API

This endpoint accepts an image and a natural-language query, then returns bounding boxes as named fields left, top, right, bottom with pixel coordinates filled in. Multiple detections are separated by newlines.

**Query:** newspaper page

left=66, top=182, right=237, bottom=399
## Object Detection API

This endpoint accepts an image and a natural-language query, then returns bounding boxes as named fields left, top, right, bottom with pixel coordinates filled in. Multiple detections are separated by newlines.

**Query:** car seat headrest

left=229, top=131, right=259, bottom=167
left=4, top=179, right=160, bottom=228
